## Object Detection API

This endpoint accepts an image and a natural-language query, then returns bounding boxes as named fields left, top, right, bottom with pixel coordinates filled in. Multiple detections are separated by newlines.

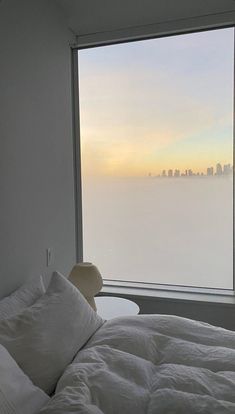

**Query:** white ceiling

left=55, top=0, right=235, bottom=36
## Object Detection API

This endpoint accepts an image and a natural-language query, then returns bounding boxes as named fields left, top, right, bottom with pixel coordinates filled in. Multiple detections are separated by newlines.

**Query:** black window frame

left=71, top=24, right=235, bottom=295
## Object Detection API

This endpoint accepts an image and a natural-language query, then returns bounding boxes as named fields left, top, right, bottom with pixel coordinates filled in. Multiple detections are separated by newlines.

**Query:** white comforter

left=39, top=315, right=235, bottom=413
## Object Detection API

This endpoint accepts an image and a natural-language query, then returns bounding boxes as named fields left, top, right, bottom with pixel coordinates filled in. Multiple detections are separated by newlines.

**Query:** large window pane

left=78, top=28, right=234, bottom=289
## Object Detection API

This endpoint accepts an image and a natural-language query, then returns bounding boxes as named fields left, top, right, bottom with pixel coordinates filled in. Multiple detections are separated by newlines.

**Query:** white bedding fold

left=0, top=391, right=15, bottom=414
left=39, top=315, right=235, bottom=414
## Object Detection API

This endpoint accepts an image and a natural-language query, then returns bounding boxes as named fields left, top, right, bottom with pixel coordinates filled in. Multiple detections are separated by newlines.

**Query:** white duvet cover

left=39, top=315, right=235, bottom=413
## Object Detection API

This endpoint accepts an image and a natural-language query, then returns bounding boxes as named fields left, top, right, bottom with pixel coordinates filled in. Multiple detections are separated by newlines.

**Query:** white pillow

left=0, top=271, right=104, bottom=395
left=0, top=344, right=49, bottom=414
left=0, top=276, right=45, bottom=319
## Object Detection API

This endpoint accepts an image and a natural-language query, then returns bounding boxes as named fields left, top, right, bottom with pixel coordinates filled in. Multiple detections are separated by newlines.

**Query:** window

left=77, top=27, right=234, bottom=290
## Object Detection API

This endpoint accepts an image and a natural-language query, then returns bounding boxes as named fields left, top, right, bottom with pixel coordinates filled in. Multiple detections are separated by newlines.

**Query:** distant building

left=223, top=164, right=232, bottom=175
left=162, top=170, right=166, bottom=177
left=207, top=167, right=213, bottom=176
left=174, top=169, right=180, bottom=177
left=168, top=169, right=173, bottom=177
left=216, top=163, right=222, bottom=175
left=188, top=169, right=193, bottom=176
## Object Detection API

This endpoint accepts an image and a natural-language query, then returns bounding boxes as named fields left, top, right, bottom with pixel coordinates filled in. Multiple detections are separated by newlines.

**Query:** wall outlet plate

left=46, top=248, right=54, bottom=267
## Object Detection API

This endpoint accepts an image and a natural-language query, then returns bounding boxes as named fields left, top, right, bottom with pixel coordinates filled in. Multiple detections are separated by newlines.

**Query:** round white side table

left=95, top=296, right=140, bottom=320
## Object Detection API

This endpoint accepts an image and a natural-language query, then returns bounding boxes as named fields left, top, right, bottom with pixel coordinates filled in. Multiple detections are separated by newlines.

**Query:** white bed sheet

left=39, top=314, right=235, bottom=413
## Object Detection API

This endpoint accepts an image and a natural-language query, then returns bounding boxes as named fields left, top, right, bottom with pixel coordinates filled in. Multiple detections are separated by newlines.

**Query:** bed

left=0, top=272, right=235, bottom=414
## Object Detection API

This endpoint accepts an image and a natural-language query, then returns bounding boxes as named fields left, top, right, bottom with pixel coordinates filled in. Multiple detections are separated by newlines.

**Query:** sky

left=78, top=28, right=234, bottom=177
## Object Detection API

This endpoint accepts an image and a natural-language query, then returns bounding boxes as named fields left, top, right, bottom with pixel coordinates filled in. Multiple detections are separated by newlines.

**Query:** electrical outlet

left=46, top=248, right=54, bottom=267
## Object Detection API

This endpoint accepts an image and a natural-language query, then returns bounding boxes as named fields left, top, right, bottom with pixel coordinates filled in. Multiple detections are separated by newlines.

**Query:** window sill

left=100, top=281, right=235, bottom=306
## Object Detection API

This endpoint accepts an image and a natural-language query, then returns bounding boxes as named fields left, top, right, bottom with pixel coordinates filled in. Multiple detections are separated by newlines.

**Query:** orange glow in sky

left=78, top=28, right=234, bottom=177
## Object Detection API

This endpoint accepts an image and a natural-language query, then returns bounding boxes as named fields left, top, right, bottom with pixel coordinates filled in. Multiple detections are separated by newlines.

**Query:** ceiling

left=55, top=0, right=235, bottom=36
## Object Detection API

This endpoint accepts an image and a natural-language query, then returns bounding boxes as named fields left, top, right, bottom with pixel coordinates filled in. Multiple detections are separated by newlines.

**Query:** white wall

left=0, top=0, right=76, bottom=298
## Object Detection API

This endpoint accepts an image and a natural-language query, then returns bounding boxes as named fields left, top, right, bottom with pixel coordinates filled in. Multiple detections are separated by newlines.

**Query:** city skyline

left=150, top=163, right=233, bottom=178
left=79, top=28, right=234, bottom=178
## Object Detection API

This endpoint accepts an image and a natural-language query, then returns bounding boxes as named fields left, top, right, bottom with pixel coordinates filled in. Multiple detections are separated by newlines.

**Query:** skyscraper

left=207, top=167, right=214, bottom=176
left=216, top=163, right=222, bottom=175
left=223, top=164, right=232, bottom=175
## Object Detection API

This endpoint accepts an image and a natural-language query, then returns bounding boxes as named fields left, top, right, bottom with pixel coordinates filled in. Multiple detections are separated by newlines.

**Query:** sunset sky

left=78, top=27, right=234, bottom=177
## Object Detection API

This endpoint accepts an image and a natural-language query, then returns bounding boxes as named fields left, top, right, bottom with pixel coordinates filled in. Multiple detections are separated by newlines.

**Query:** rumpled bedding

left=39, top=314, right=235, bottom=413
